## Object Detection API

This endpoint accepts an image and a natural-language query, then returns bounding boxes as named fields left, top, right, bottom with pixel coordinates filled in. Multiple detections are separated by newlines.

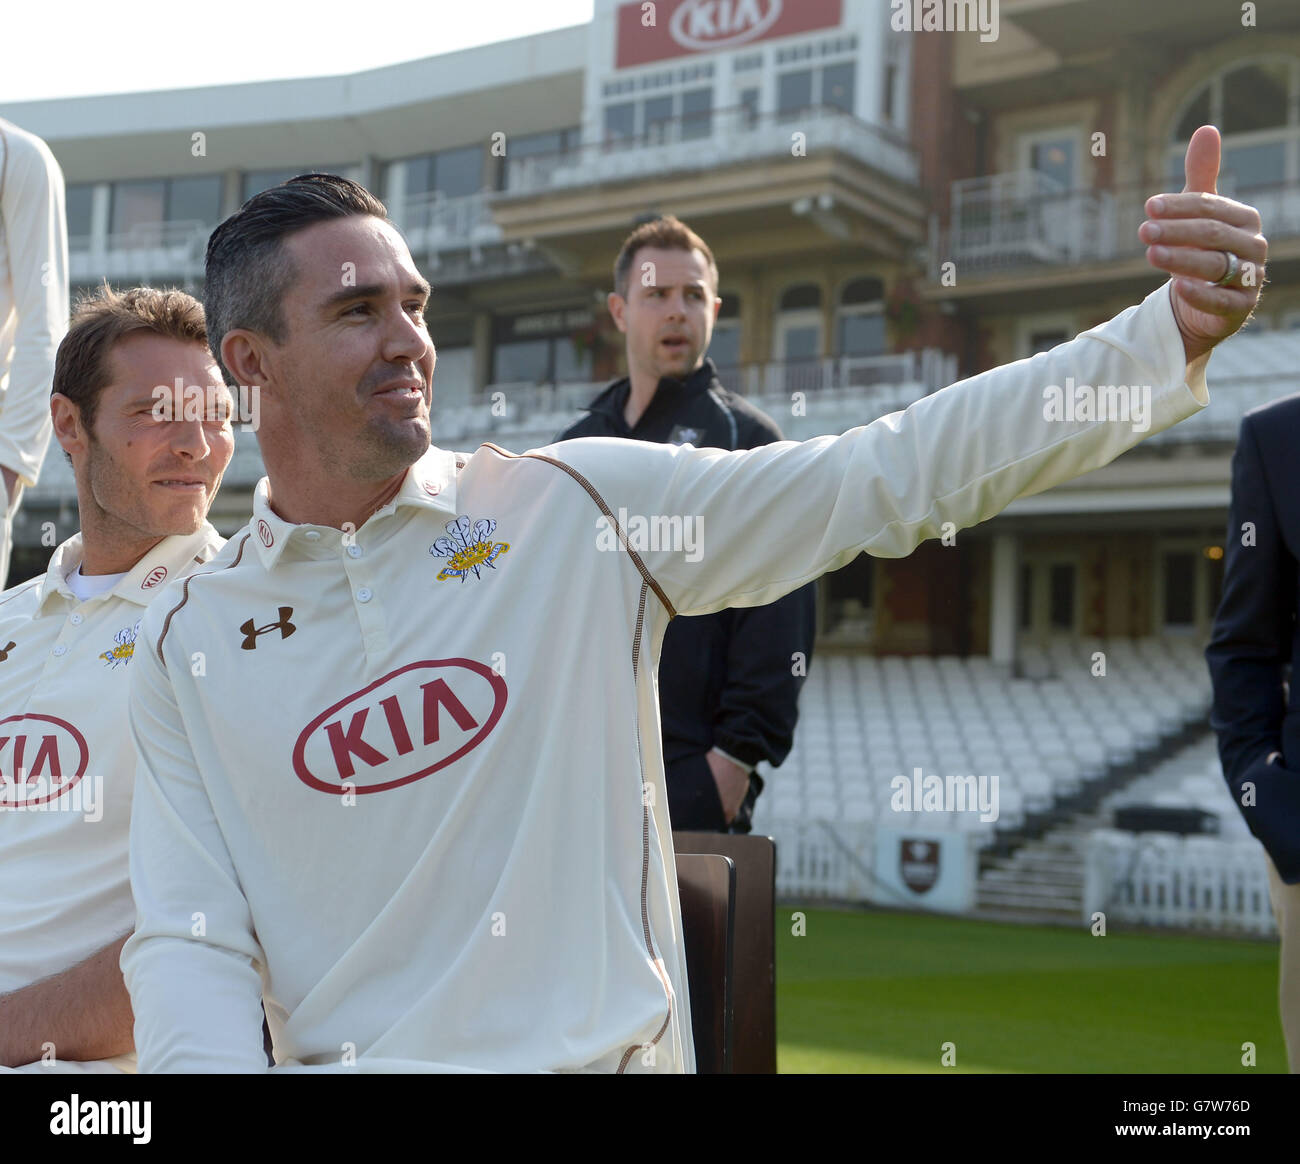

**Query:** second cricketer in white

left=123, top=280, right=1209, bottom=1072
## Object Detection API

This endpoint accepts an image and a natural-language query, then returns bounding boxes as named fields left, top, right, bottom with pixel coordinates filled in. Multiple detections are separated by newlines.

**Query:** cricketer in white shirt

left=0, top=118, right=69, bottom=586
left=125, top=281, right=1209, bottom=1073
left=122, top=138, right=1264, bottom=1072
left=0, top=285, right=233, bottom=1072
left=0, top=526, right=224, bottom=1071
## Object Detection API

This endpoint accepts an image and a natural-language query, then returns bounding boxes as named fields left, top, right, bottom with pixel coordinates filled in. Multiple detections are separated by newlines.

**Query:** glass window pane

left=65, top=184, right=94, bottom=239
left=433, top=145, right=483, bottom=198
left=1222, top=61, right=1289, bottom=135
left=553, top=337, right=593, bottom=384
left=780, top=283, right=821, bottom=310
left=644, top=95, right=674, bottom=143
left=493, top=339, right=550, bottom=384
left=111, top=180, right=166, bottom=235
left=1175, top=86, right=1213, bottom=142
left=1163, top=552, right=1196, bottom=625
left=837, top=313, right=885, bottom=357
left=822, top=62, right=855, bottom=114
left=782, top=325, right=820, bottom=361
left=1019, top=564, right=1033, bottom=630
left=1048, top=563, right=1075, bottom=629
left=777, top=70, right=813, bottom=119
left=740, top=87, right=759, bottom=127
left=840, top=277, right=883, bottom=306
left=511, top=131, right=564, bottom=159
left=1223, top=141, right=1286, bottom=189
left=167, top=176, right=222, bottom=225
left=400, top=157, right=437, bottom=198
left=682, top=88, right=712, bottom=139
left=708, top=325, right=740, bottom=370
left=604, top=102, right=636, bottom=144
left=1028, top=138, right=1075, bottom=190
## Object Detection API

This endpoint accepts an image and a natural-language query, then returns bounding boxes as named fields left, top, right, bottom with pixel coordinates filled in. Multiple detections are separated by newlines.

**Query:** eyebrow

left=320, top=279, right=432, bottom=312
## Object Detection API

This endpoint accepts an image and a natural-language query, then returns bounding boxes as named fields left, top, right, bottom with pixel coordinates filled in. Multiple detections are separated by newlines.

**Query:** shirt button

left=304, top=530, right=321, bottom=542
left=347, top=544, right=362, bottom=558
left=53, top=644, right=68, bottom=657
left=357, top=588, right=373, bottom=603
left=70, top=613, right=83, bottom=625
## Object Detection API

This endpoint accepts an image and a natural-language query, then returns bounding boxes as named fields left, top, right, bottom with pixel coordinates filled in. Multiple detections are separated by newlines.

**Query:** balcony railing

left=498, top=103, right=919, bottom=197
left=395, top=190, right=501, bottom=253
left=69, top=219, right=212, bottom=283
left=931, top=172, right=1300, bottom=281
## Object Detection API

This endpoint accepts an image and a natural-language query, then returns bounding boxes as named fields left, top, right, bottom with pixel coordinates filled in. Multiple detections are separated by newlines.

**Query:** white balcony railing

left=500, top=104, right=919, bottom=197
left=933, top=172, right=1300, bottom=280
left=69, top=219, right=211, bottom=283
left=395, top=190, right=501, bottom=254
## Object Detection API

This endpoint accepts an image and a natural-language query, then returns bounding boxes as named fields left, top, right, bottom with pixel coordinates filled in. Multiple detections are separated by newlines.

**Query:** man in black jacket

left=559, top=215, right=816, bottom=832
left=1207, top=393, right=1300, bottom=1072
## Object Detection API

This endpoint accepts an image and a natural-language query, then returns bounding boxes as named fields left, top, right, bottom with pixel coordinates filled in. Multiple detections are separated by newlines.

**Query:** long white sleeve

left=0, top=121, right=68, bottom=486
left=121, top=626, right=270, bottom=1073
left=553, top=281, right=1208, bottom=618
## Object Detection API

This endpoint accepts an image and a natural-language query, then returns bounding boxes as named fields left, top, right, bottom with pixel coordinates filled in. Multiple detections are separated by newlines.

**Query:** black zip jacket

left=557, top=359, right=816, bottom=828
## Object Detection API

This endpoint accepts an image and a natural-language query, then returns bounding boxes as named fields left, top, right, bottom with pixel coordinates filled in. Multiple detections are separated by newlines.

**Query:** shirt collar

left=36, top=523, right=225, bottom=614
left=249, top=444, right=463, bottom=570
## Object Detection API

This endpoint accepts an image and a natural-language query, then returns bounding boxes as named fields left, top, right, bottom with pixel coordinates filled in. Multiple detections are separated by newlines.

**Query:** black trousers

left=665, top=753, right=763, bottom=834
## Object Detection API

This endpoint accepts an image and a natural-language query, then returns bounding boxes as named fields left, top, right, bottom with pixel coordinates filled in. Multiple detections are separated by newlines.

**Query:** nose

left=383, top=303, right=433, bottom=373
left=168, top=415, right=212, bottom=462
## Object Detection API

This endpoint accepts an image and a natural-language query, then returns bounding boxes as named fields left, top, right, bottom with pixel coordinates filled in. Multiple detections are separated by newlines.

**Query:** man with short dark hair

left=560, top=215, right=815, bottom=832
left=0, top=285, right=230, bottom=1072
left=124, top=130, right=1265, bottom=1073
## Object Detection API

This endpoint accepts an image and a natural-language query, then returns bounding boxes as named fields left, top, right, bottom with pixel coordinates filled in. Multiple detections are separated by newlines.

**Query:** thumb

left=1182, top=124, right=1221, bottom=195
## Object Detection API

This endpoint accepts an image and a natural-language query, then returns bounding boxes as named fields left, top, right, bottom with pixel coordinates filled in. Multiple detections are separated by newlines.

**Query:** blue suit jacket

left=1207, top=392, right=1300, bottom=881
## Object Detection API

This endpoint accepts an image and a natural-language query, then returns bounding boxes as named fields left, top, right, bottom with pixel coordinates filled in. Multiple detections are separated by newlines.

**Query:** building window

left=822, top=62, right=855, bottom=115
left=65, top=183, right=94, bottom=239
left=681, top=88, right=713, bottom=140
left=496, top=128, right=580, bottom=191
left=836, top=277, right=885, bottom=357
left=1169, top=57, right=1298, bottom=191
left=110, top=180, right=165, bottom=236
left=708, top=292, right=741, bottom=372
left=777, top=70, right=814, bottom=120
left=604, top=101, right=636, bottom=144
left=491, top=308, right=596, bottom=387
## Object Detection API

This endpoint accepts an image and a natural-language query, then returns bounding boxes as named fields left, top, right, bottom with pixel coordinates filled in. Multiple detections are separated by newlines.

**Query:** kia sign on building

left=616, top=0, right=844, bottom=68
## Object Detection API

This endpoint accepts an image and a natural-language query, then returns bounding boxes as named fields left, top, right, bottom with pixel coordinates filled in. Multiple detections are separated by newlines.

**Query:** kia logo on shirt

left=141, top=566, right=168, bottom=590
left=292, top=659, right=507, bottom=794
left=0, top=713, right=90, bottom=806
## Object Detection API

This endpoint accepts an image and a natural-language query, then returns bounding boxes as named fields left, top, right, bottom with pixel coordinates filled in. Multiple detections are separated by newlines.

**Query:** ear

left=50, top=394, right=88, bottom=459
left=220, top=329, right=272, bottom=393
left=607, top=291, right=629, bottom=334
left=712, top=294, right=722, bottom=323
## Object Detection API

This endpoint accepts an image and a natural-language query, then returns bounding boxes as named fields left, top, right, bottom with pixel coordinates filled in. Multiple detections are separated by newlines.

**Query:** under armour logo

left=0, top=641, right=14, bottom=662
left=240, top=607, right=296, bottom=651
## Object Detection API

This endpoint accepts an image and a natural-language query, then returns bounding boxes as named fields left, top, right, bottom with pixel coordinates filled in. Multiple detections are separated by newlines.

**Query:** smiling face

left=53, top=331, right=234, bottom=553
left=248, top=214, right=435, bottom=483
left=609, top=245, right=721, bottom=385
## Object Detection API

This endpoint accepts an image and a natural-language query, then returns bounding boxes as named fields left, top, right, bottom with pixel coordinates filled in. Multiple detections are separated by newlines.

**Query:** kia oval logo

left=292, top=659, right=507, bottom=795
left=670, top=0, right=782, bottom=50
left=257, top=519, right=274, bottom=548
left=141, top=566, right=168, bottom=590
left=0, top=714, right=90, bottom=806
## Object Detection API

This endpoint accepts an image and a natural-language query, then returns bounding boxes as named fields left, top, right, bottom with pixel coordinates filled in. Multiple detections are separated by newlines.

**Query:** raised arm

left=121, top=623, right=269, bottom=1072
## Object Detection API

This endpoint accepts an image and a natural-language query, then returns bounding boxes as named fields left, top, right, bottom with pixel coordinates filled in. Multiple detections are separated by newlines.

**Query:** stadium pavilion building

left=6, top=0, right=1300, bottom=926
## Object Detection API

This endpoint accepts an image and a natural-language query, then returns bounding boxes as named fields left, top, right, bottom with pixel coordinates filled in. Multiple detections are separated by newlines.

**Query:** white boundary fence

left=1083, top=830, right=1276, bottom=936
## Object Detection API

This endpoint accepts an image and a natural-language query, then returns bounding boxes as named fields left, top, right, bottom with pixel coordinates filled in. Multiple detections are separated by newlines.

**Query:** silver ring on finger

left=1213, top=250, right=1240, bottom=287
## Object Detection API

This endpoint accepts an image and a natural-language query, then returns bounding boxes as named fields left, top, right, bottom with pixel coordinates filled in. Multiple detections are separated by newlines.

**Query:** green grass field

left=775, top=907, right=1287, bottom=1073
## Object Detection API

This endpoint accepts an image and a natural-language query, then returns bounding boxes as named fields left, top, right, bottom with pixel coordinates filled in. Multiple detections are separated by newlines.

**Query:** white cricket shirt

left=0, top=526, right=223, bottom=1065
left=123, top=283, right=1208, bottom=1073
left=0, top=118, right=68, bottom=487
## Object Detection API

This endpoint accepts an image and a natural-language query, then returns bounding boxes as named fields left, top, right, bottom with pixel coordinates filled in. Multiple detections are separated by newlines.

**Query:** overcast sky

left=0, top=0, right=596, bottom=103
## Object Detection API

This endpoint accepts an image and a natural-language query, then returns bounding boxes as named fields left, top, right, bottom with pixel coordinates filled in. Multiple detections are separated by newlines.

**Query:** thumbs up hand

left=1138, top=125, right=1268, bottom=363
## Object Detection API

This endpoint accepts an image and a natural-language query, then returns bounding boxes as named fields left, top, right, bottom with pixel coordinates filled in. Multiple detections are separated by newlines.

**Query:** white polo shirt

left=0, top=525, right=223, bottom=1068
left=122, top=282, right=1208, bottom=1073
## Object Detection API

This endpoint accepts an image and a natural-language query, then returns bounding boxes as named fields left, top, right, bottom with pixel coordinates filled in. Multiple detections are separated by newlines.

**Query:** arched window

left=1167, top=57, right=1298, bottom=191
left=773, top=284, right=824, bottom=392
left=836, top=277, right=885, bottom=357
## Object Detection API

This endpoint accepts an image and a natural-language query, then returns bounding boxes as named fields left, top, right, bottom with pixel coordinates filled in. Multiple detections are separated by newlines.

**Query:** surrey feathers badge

left=100, top=620, right=140, bottom=668
left=430, top=515, right=510, bottom=583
